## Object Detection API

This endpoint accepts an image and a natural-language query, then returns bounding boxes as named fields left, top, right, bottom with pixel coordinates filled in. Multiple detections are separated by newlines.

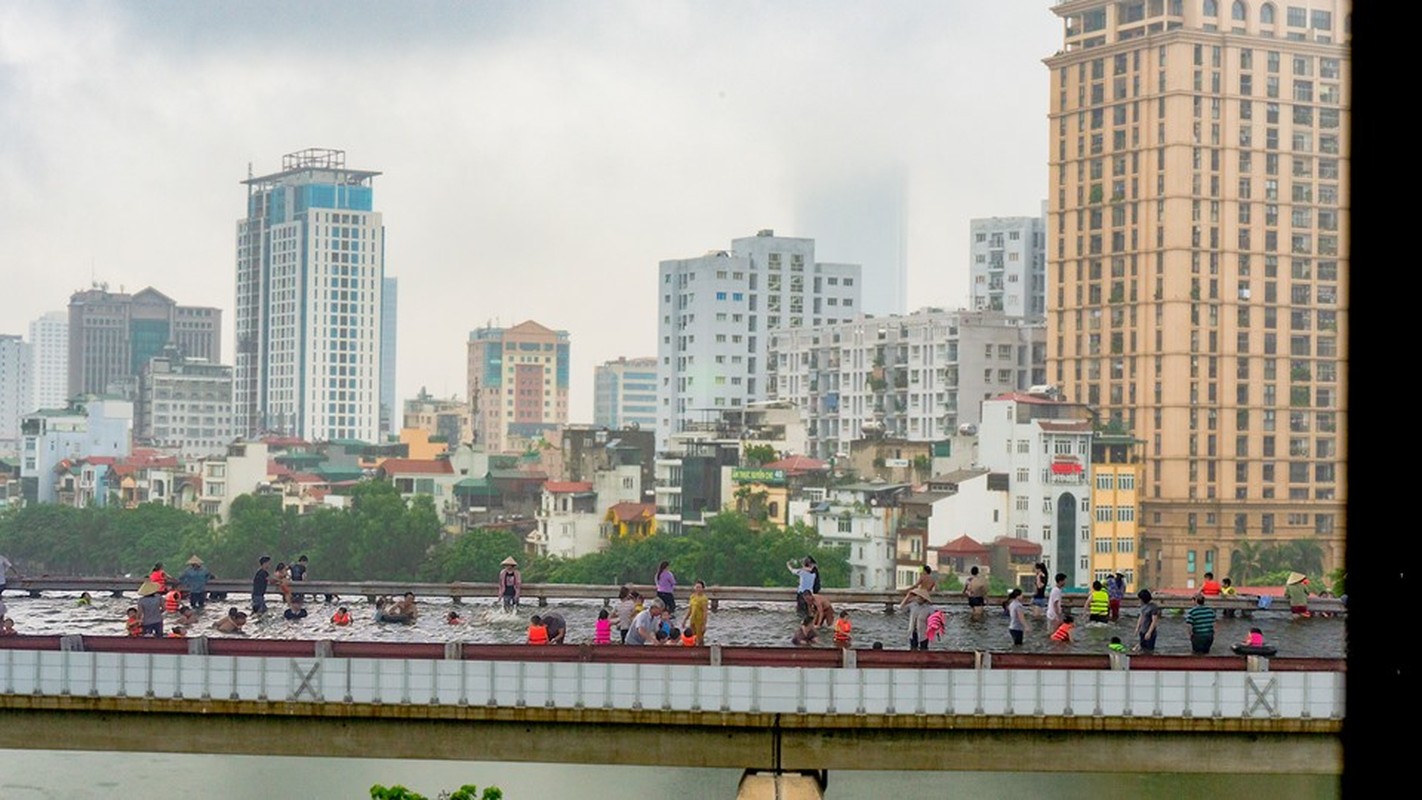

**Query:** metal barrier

left=0, top=636, right=1344, bottom=720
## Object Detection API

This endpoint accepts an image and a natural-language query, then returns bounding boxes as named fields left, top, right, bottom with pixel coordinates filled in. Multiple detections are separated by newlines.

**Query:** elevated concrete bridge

left=0, top=635, right=1343, bottom=775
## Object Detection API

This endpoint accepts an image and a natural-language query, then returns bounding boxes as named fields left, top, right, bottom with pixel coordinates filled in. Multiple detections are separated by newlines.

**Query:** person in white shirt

left=1047, top=572, right=1067, bottom=629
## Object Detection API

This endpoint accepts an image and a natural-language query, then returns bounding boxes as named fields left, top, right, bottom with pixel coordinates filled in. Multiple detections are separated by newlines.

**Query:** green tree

left=742, top=443, right=776, bottom=466
left=422, top=528, right=527, bottom=582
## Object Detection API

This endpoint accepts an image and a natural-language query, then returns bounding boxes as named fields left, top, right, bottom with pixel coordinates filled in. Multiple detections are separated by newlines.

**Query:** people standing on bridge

left=251, top=556, right=271, bottom=614
left=901, top=564, right=939, bottom=606
left=1220, top=577, right=1238, bottom=618
left=527, top=615, right=549, bottom=644
left=179, top=556, right=213, bottom=609
left=792, top=616, right=818, bottom=646
left=1185, top=594, right=1215, bottom=654
left=1133, top=589, right=1160, bottom=653
left=682, top=580, right=709, bottom=643
left=497, top=557, right=522, bottom=612
left=1032, top=563, right=1049, bottom=617
left=1285, top=572, right=1311, bottom=617
left=626, top=598, right=663, bottom=645
left=594, top=609, right=613, bottom=644
left=289, top=555, right=308, bottom=602
left=1105, top=572, right=1126, bottom=621
left=136, top=580, right=164, bottom=637
left=1047, top=573, right=1067, bottom=630
left=655, top=561, right=677, bottom=615
left=615, top=586, right=636, bottom=643
left=833, top=610, right=853, bottom=648
left=788, top=558, right=817, bottom=617
left=214, top=607, right=247, bottom=633
left=272, top=562, right=293, bottom=605
left=149, top=562, right=171, bottom=592
left=1006, top=588, right=1027, bottom=646
left=1087, top=580, right=1110, bottom=623
left=0, top=552, right=21, bottom=594
left=542, top=612, right=567, bottom=644
left=902, top=587, right=934, bottom=651
left=962, top=566, right=989, bottom=617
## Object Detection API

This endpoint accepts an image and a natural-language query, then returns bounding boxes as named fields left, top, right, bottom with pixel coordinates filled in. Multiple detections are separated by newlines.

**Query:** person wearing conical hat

left=136, top=580, right=165, bottom=637
left=497, top=557, right=522, bottom=612
left=179, top=556, right=214, bottom=609
left=1284, top=572, right=1311, bottom=617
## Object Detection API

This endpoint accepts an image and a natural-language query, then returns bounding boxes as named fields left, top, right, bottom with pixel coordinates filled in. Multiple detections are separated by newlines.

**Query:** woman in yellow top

left=682, top=580, right=709, bottom=643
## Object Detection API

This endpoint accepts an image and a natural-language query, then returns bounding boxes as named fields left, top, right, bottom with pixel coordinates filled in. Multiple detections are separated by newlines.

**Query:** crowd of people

left=0, top=549, right=1332, bottom=654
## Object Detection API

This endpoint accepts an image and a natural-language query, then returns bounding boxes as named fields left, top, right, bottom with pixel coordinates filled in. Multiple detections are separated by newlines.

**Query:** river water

left=1, top=591, right=1346, bottom=656
left=0, top=750, right=1340, bottom=799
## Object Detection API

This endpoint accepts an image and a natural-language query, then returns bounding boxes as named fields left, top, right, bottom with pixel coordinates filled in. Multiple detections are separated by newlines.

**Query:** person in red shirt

left=1200, top=572, right=1222, bottom=596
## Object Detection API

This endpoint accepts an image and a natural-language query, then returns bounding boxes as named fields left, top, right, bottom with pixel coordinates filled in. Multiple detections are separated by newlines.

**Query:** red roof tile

left=991, top=536, right=1043, bottom=555
left=762, top=455, right=829, bottom=474
left=544, top=481, right=594, bottom=493
left=938, top=534, right=990, bottom=555
left=608, top=502, right=656, bottom=523
left=379, top=458, right=453, bottom=475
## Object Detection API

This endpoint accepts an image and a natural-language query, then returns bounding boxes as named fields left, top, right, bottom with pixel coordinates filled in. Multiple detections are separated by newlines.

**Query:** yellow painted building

left=1090, top=433, right=1144, bottom=591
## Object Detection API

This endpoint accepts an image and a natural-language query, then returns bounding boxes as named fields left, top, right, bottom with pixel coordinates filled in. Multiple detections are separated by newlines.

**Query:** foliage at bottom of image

left=370, top=783, right=501, bottom=800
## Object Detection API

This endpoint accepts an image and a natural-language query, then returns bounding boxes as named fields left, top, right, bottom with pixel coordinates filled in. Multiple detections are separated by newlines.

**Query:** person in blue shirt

left=787, top=558, right=817, bottom=618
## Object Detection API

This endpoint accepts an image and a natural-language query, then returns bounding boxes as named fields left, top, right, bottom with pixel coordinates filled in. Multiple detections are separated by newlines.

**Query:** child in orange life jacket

left=1051, top=613, right=1075, bottom=642
left=330, top=607, right=352, bottom=626
left=527, top=615, right=549, bottom=645
left=679, top=627, right=697, bottom=646
left=833, top=610, right=853, bottom=649
left=164, top=588, right=182, bottom=613
left=125, top=607, right=142, bottom=637
left=593, top=609, right=612, bottom=645
left=447, top=610, right=463, bottom=625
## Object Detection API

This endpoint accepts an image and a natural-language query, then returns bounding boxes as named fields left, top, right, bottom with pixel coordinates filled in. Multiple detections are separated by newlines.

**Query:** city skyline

left=0, top=2, right=1059, bottom=422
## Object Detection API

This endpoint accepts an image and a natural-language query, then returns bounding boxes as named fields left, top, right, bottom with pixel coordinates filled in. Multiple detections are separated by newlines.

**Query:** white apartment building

left=977, top=390, right=1096, bottom=587
left=28, top=311, right=68, bottom=413
left=657, top=229, right=861, bottom=448
left=790, top=483, right=907, bottom=591
left=768, top=309, right=1046, bottom=459
left=197, top=441, right=270, bottom=521
left=0, top=335, right=31, bottom=454
left=19, top=398, right=132, bottom=504
left=138, top=353, right=234, bottom=460
left=236, top=148, right=385, bottom=442
left=969, top=213, right=1046, bottom=321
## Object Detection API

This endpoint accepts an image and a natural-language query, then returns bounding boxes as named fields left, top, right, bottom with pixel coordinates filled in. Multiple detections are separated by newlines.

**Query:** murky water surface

left=0, top=591, right=1346, bottom=656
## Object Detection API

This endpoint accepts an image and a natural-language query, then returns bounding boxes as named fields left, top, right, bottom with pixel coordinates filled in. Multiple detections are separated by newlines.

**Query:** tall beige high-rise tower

left=1045, top=1, right=1348, bottom=588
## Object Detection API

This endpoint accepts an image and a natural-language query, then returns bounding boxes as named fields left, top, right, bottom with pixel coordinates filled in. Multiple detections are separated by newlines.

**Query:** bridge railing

left=0, top=637, right=1344, bottom=721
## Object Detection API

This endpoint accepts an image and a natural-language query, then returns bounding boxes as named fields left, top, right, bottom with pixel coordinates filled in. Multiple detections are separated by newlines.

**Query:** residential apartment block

left=1045, top=1, right=1349, bottom=586
left=970, top=213, right=1048, bottom=320
left=136, top=351, right=235, bottom=460
left=657, top=230, right=861, bottom=448
left=236, top=148, right=386, bottom=442
left=28, top=311, right=68, bottom=413
left=768, top=309, right=1046, bottom=458
left=0, top=335, right=31, bottom=453
left=593, top=356, right=657, bottom=430
left=466, top=320, right=570, bottom=454
left=977, top=391, right=1096, bottom=587
left=19, top=398, right=132, bottom=504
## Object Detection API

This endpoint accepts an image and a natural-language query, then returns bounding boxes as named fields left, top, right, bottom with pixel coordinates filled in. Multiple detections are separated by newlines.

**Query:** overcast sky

left=0, top=1, right=1062, bottom=421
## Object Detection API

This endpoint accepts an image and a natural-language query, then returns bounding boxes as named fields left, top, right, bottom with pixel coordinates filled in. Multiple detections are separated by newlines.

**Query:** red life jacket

left=165, top=590, right=181, bottom=613
left=527, top=624, right=549, bottom=645
left=331, top=611, right=351, bottom=626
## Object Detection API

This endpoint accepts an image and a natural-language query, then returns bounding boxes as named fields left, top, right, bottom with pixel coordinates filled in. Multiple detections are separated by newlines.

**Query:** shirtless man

left=213, top=607, right=248, bottom=633
left=962, top=566, right=990, bottom=617
left=392, top=592, right=419, bottom=621
left=900, top=564, right=939, bottom=606
left=809, top=593, right=835, bottom=627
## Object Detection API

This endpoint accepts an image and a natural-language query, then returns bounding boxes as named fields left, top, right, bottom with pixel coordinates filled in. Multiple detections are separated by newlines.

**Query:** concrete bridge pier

left=738, top=770, right=826, bottom=800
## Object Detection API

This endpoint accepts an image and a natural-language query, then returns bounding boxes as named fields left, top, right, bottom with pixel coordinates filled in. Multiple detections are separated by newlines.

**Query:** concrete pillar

left=1109, top=651, right=1129, bottom=670
left=444, top=641, right=463, bottom=660
left=737, top=771, right=825, bottom=800
left=975, top=650, right=992, bottom=670
left=187, top=636, right=210, bottom=656
left=314, top=640, right=334, bottom=659
left=59, top=635, right=85, bottom=652
left=710, top=645, right=723, bottom=666
left=842, top=648, right=857, bottom=669
left=1246, top=655, right=1270, bottom=672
